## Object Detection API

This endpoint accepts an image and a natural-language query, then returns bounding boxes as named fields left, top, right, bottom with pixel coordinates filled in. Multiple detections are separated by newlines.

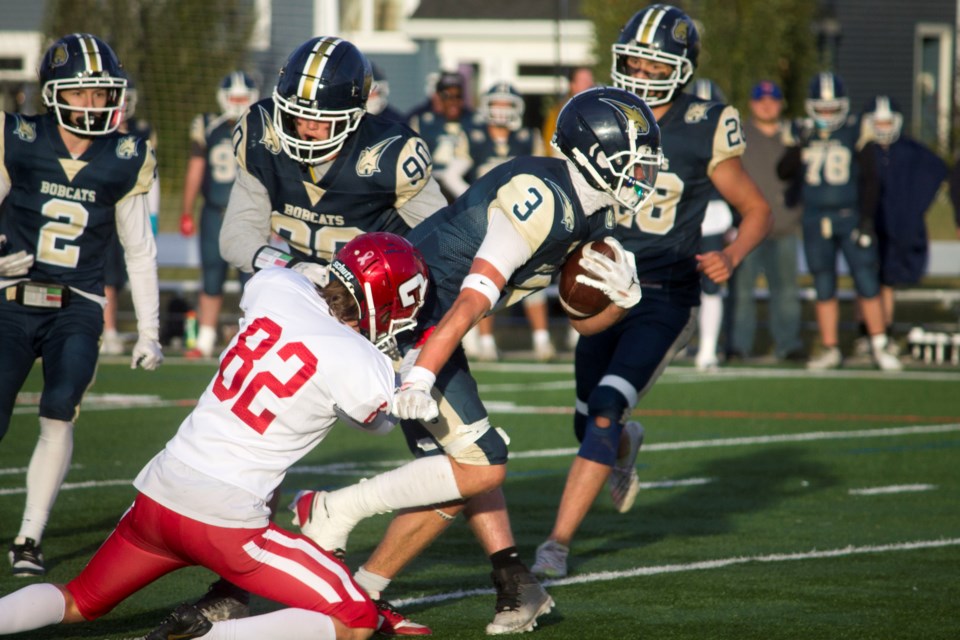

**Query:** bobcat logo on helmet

left=672, top=19, right=689, bottom=45
left=51, top=45, right=69, bottom=67
left=600, top=97, right=652, bottom=135
left=356, top=135, right=400, bottom=177
left=116, top=136, right=138, bottom=159
left=13, top=116, right=36, bottom=143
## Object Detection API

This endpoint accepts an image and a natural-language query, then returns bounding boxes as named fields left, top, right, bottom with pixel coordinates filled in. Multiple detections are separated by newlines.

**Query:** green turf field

left=1, top=357, right=958, bottom=639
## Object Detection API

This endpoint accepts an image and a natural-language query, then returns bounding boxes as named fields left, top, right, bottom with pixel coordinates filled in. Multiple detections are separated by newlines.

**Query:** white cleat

left=806, top=346, right=842, bottom=370
left=531, top=539, right=569, bottom=579
left=608, top=421, right=645, bottom=513
left=290, top=490, right=354, bottom=553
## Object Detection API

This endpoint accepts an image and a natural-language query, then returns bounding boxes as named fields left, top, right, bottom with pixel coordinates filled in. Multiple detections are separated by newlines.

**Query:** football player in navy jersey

left=407, top=70, right=475, bottom=203
left=532, top=4, right=772, bottom=580
left=219, top=36, right=446, bottom=284
left=463, top=82, right=556, bottom=362
left=180, top=71, right=259, bottom=358
left=778, top=73, right=900, bottom=371
left=291, top=87, right=661, bottom=634
left=0, top=33, right=162, bottom=578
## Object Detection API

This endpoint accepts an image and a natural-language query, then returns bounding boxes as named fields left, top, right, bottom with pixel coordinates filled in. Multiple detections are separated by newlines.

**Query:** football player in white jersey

left=0, top=233, right=429, bottom=640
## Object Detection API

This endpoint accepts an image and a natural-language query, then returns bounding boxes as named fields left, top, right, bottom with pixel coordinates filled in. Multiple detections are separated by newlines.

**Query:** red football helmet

left=329, top=232, right=429, bottom=354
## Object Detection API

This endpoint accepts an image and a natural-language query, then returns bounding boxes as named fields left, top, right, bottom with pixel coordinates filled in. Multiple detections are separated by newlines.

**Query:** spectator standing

left=729, top=80, right=805, bottom=362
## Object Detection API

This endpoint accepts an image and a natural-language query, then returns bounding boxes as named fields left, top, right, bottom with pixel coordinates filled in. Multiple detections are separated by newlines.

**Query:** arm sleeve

left=474, top=207, right=534, bottom=281
left=777, top=145, right=802, bottom=181
left=949, top=162, right=960, bottom=228
left=220, top=168, right=273, bottom=273
left=396, top=176, right=446, bottom=228
left=116, top=194, right=160, bottom=339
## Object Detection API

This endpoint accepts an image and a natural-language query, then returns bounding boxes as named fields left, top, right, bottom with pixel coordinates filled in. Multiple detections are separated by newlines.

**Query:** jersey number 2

left=212, top=316, right=318, bottom=433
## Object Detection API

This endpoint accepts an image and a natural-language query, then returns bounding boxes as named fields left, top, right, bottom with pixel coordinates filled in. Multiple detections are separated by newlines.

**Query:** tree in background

left=581, top=0, right=819, bottom=117
left=44, top=0, right=254, bottom=222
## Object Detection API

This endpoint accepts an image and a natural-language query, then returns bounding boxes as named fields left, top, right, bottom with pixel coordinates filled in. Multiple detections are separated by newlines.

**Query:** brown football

left=558, top=240, right=615, bottom=319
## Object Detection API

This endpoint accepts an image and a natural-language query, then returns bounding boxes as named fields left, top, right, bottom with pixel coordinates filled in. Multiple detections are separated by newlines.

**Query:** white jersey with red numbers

left=135, top=268, right=395, bottom=528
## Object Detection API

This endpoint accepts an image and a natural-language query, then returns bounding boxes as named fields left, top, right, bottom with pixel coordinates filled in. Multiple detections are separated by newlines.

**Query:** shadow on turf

left=564, top=446, right=839, bottom=566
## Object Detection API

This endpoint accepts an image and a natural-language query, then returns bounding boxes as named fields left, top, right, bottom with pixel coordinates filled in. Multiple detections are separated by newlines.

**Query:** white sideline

left=391, top=538, right=960, bottom=607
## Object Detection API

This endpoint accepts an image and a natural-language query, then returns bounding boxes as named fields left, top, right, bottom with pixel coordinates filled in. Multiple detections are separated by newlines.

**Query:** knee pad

left=578, top=417, right=624, bottom=466
left=586, top=383, right=632, bottom=424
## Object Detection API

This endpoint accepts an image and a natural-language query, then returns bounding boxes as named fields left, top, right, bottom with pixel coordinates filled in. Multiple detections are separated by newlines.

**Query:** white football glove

left=131, top=335, right=164, bottom=370
left=0, top=234, right=34, bottom=277
left=391, top=365, right=439, bottom=421
left=576, top=236, right=642, bottom=309
left=291, top=261, right=329, bottom=287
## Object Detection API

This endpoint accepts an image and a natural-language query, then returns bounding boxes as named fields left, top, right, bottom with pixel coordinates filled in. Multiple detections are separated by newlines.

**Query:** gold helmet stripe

left=298, top=37, right=342, bottom=101
left=74, top=33, right=103, bottom=74
left=818, top=73, right=836, bottom=100
left=635, top=6, right=668, bottom=45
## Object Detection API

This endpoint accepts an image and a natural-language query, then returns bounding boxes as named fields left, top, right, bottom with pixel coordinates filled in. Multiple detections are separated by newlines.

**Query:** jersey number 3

left=212, top=317, right=318, bottom=433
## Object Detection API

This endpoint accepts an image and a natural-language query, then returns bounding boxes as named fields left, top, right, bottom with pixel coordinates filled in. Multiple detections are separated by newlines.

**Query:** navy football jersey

left=406, top=156, right=614, bottom=326
left=789, top=115, right=861, bottom=211
left=0, top=112, right=156, bottom=294
left=236, top=99, right=434, bottom=264
left=408, top=110, right=472, bottom=174
left=616, top=93, right=745, bottom=304
left=466, top=124, right=544, bottom=183
left=190, top=113, right=237, bottom=210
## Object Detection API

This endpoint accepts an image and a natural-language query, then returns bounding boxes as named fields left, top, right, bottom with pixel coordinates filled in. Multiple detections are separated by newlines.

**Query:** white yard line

left=392, top=538, right=960, bottom=607
left=849, top=484, right=937, bottom=495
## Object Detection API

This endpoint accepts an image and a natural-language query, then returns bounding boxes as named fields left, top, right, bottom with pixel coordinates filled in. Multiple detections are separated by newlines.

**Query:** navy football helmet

left=329, top=232, right=429, bottom=355
left=39, top=33, right=127, bottom=136
left=552, top=86, right=663, bottom=213
left=861, top=95, right=902, bottom=146
left=805, top=72, right=850, bottom=132
left=480, top=82, right=525, bottom=130
left=218, top=70, right=259, bottom=120
left=612, top=4, right=700, bottom=106
left=273, top=37, right=372, bottom=164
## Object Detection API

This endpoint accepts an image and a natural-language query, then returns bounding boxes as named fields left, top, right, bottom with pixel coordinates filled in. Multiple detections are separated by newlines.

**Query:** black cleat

left=142, top=603, right=213, bottom=640
left=9, top=537, right=45, bottom=577
left=193, top=578, right=250, bottom=621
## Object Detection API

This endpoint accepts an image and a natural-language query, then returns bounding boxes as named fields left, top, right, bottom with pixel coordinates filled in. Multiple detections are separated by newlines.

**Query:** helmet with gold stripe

left=39, top=33, right=127, bottom=136
left=612, top=4, right=700, bottom=107
left=272, top=36, right=372, bottom=165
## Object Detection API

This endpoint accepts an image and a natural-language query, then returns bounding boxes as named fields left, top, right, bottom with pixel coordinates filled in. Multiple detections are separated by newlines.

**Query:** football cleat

left=531, top=540, right=569, bottom=579
left=486, top=565, right=554, bottom=635
left=140, top=603, right=212, bottom=640
left=873, top=346, right=903, bottom=372
left=807, top=346, right=842, bottom=370
left=9, top=537, right=44, bottom=577
left=375, top=599, right=432, bottom=636
left=290, top=489, right=352, bottom=554
left=193, top=578, right=250, bottom=622
left=608, top=421, right=645, bottom=513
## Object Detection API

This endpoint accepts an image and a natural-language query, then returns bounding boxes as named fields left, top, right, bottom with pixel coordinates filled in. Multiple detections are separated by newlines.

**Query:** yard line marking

left=0, top=478, right=132, bottom=496
left=392, top=538, right=960, bottom=607
left=849, top=484, right=937, bottom=495
left=482, top=400, right=960, bottom=423
left=512, top=423, right=960, bottom=459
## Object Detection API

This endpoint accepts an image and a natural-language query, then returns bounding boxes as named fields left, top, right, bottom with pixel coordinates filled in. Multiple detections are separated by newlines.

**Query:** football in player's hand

left=558, top=240, right=615, bottom=319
